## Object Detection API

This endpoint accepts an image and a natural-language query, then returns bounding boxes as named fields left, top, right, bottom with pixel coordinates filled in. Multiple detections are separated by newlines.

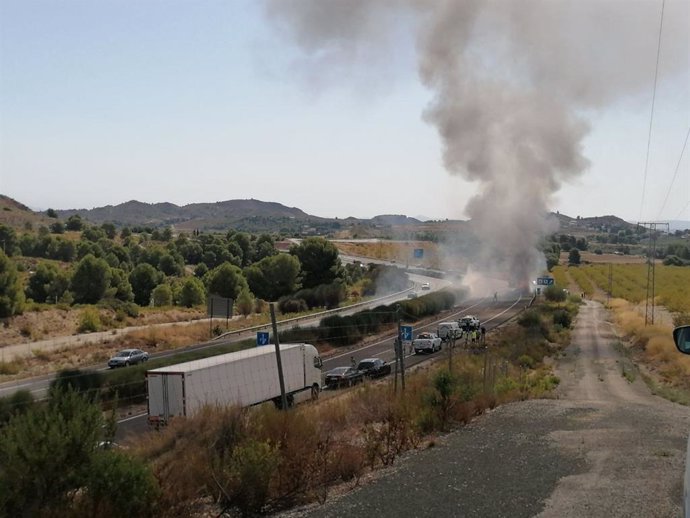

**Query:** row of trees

left=0, top=232, right=354, bottom=319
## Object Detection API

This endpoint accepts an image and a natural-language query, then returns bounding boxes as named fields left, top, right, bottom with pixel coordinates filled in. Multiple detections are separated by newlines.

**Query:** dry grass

left=130, top=332, right=558, bottom=515
left=608, top=298, right=690, bottom=392
left=334, top=241, right=444, bottom=269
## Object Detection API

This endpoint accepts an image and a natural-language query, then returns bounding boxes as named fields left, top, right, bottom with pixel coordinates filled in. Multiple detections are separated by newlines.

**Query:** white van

left=437, top=322, right=462, bottom=341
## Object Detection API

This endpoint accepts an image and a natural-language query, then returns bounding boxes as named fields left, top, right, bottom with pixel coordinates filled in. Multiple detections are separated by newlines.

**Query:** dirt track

left=285, top=300, right=690, bottom=517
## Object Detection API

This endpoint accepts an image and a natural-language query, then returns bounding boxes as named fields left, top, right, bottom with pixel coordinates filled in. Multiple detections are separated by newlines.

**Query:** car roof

left=358, top=358, right=381, bottom=363
left=117, top=349, right=138, bottom=353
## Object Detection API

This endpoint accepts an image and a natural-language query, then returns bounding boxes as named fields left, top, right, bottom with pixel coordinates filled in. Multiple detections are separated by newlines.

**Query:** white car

left=459, top=315, right=480, bottom=330
left=421, top=282, right=431, bottom=291
left=413, top=332, right=442, bottom=354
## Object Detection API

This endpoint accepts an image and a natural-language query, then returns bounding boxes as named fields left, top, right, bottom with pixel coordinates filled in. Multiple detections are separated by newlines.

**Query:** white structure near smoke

left=265, top=0, right=689, bottom=286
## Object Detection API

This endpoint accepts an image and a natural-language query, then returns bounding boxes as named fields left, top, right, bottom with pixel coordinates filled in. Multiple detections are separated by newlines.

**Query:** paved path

left=283, top=300, right=690, bottom=517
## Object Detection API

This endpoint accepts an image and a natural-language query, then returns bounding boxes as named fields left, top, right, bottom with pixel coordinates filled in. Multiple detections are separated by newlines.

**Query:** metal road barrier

left=683, top=436, right=690, bottom=518
left=212, top=287, right=415, bottom=341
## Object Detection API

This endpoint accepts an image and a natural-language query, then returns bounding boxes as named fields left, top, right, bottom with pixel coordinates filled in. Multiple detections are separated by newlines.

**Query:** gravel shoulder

left=283, top=300, right=690, bottom=518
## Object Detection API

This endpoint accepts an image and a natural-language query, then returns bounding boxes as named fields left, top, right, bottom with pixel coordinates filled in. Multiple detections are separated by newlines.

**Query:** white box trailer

left=146, top=343, right=322, bottom=426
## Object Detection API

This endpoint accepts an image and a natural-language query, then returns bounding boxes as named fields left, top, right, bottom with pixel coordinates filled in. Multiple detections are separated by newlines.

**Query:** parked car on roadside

left=407, top=291, right=419, bottom=299
left=413, top=332, right=443, bottom=354
left=459, top=315, right=480, bottom=331
left=356, top=358, right=392, bottom=379
left=107, top=349, right=149, bottom=368
left=421, top=282, right=431, bottom=290
left=324, top=366, right=364, bottom=389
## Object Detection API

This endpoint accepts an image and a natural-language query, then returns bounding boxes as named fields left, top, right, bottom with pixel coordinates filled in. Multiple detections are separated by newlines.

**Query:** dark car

left=107, top=348, right=149, bottom=368
left=356, top=358, right=392, bottom=379
left=324, top=366, right=364, bottom=389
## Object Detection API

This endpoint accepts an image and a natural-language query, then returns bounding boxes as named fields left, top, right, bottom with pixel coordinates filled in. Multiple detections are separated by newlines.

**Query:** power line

left=639, top=0, right=666, bottom=220
left=658, top=126, right=690, bottom=219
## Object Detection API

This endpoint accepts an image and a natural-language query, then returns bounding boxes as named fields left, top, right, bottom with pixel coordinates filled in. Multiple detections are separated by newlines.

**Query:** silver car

left=107, top=348, right=149, bottom=368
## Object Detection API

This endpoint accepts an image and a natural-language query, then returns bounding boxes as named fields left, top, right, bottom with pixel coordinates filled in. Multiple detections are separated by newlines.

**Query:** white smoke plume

left=264, top=0, right=689, bottom=289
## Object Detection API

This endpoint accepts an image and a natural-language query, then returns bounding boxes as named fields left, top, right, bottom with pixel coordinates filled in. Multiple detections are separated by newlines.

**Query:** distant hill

left=0, top=193, right=647, bottom=237
left=0, top=194, right=52, bottom=230
left=551, top=213, right=636, bottom=233
left=54, top=199, right=326, bottom=233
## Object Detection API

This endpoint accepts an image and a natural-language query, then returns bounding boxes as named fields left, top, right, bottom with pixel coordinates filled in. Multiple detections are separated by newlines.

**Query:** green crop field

left=555, top=263, right=690, bottom=314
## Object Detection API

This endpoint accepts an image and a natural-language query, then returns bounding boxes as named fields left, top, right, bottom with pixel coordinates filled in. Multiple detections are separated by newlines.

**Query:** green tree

left=0, top=251, right=25, bottom=317
left=46, top=208, right=58, bottom=218
left=70, top=254, right=112, bottom=304
left=236, top=289, right=254, bottom=318
left=120, top=226, right=132, bottom=239
left=49, top=221, right=65, bottom=234
left=152, top=283, right=173, bottom=307
left=0, top=389, right=158, bottom=517
left=290, top=237, right=344, bottom=289
left=158, top=254, right=182, bottom=276
left=26, top=262, right=59, bottom=302
left=568, top=248, right=581, bottom=265
left=108, top=268, right=134, bottom=302
left=231, top=232, right=252, bottom=266
left=194, top=262, right=208, bottom=278
left=65, top=214, right=84, bottom=231
left=0, top=389, right=104, bottom=514
left=245, top=253, right=301, bottom=301
left=101, top=222, right=117, bottom=239
left=178, top=277, right=206, bottom=307
left=129, top=263, right=163, bottom=306
left=0, top=224, right=18, bottom=256
left=206, top=262, right=248, bottom=300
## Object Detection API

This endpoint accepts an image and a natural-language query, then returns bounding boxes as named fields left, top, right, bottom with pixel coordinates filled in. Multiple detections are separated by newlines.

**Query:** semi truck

left=146, top=343, right=323, bottom=426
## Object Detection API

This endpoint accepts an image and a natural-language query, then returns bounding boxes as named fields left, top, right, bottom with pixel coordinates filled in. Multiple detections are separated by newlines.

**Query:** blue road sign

left=537, top=277, right=555, bottom=286
left=401, top=326, right=413, bottom=341
left=257, top=331, right=270, bottom=346
left=413, top=248, right=424, bottom=258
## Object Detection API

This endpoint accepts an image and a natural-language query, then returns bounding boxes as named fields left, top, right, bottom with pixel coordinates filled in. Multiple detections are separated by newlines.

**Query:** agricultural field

left=334, top=240, right=443, bottom=269
left=552, top=263, right=690, bottom=314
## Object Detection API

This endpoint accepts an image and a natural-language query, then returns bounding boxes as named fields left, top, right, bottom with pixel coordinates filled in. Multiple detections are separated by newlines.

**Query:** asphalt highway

left=114, top=292, right=525, bottom=441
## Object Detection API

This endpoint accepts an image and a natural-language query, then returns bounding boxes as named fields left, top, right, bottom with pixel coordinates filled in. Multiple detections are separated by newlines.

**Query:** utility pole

left=269, top=303, right=289, bottom=410
left=448, top=335, right=455, bottom=374
left=638, top=222, right=669, bottom=325
left=396, top=305, right=405, bottom=391
left=607, top=263, right=613, bottom=305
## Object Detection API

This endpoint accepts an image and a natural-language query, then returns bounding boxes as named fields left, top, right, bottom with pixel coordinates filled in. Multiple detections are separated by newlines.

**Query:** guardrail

left=212, top=287, right=415, bottom=341
left=683, top=437, right=690, bottom=518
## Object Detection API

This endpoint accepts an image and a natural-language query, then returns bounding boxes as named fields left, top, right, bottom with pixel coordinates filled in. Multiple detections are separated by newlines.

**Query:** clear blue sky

left=1, top=0, right=688, bottom=221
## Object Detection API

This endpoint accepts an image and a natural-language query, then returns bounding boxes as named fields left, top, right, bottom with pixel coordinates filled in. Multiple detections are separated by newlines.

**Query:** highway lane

left=114, top=292, right=525, bottom=441
left=0, top=282, right=437, bottom=402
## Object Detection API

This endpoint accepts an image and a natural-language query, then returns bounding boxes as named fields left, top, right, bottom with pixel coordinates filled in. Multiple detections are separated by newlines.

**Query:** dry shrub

left=362, top=396, right=420, bottom=468
left=132, top=406, right=247, bottom=515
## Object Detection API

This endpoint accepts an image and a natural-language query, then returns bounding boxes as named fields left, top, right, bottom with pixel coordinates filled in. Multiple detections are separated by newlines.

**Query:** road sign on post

left=413, top=248, right=424, bottom=259
left=256, top=331, right=270, bottom=346
left=536, top=277, right=555, bottom=286
left=401, top=326, right=413, bottom=341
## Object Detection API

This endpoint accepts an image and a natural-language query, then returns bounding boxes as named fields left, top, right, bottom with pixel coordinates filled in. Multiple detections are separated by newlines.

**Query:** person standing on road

left=481, top=326, right=486, bottom=343
left=351, top=356, right=356, bottom=369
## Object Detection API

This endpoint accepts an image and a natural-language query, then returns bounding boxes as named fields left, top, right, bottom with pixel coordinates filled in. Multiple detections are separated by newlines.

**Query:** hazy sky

left=1, top=0, right=688, bottom=221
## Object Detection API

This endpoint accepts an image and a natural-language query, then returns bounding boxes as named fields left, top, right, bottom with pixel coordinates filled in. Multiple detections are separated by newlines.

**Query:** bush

left=518, top=354, right=536, bottom=369
left=518, top=309, right=541, bottom=328
left=544, top=284, right=566, bottom=302
left=0, top=390, right=34, bottom=425
left=78, top=308, right=101, bottom=333
left=51, top=369, right=104, bottom=402
left=79, top=450, right=159, bottom=517
left=553, top=309, right=572, bottom=328
left=278, top=297, right=308, bottom=314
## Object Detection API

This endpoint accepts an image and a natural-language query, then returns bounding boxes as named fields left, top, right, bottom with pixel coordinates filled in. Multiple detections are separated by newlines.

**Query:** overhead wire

left=638, top=0, right=666, bottom=221
left=658, top=126, right=690, bottom=219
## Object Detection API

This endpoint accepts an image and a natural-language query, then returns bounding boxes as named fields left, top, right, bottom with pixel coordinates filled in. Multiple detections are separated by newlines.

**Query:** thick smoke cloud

left=265, top=0, right=688, bottom=288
